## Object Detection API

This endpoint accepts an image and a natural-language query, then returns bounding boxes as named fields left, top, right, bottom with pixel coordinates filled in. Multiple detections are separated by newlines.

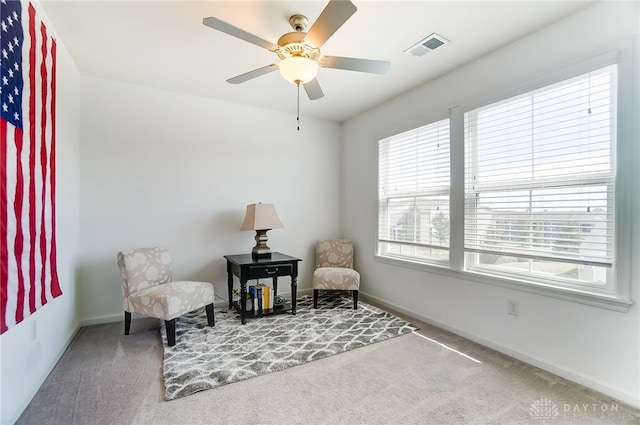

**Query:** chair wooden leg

left=353, top=290, right=358, bottom=310
left=313, top=289, right=319, bottom=309
left=205, top=303, right=215, bottom=327
left=124, top=311, right=131, bottom=335
left=165, top=319, right=176, bottom=346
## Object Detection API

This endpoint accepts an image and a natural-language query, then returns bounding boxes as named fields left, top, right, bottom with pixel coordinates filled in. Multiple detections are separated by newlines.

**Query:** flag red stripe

left=1, top=119, right=8, bottom=334
left=28, top=3, right=37, bottom=314
left=49, top=40, right=62, bottom=298
left=39, top=21, right=49, bottom=306
left=13, top=126, right=26, bottom=324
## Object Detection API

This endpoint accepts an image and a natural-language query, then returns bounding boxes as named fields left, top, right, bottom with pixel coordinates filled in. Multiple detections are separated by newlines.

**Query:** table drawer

left=246, top=264, right=293, bottom=279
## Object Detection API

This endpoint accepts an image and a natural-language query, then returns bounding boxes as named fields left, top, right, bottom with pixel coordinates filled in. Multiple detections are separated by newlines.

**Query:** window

left=378, top=119, right=450, bottom=264
left=464, top=65, right=616, bottom=293
left=377, top=62, right=628, bottom=306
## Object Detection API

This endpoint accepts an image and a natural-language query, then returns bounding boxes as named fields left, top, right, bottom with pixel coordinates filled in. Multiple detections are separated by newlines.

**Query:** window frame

left=375, top=51, right=633, bottom=312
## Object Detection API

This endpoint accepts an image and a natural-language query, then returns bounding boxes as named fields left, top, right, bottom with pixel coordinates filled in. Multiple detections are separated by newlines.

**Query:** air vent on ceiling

left=404, top=33, right=449, bottom=58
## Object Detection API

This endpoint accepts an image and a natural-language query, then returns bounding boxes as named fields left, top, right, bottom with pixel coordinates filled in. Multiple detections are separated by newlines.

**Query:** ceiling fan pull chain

left=297, top=81, right=301, bottom=131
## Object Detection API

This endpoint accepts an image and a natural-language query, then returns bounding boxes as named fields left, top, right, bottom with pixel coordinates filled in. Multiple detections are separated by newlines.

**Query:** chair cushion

left=127, top=280, right=215, bottom=321
left=312, top=267, right=360, bottom=291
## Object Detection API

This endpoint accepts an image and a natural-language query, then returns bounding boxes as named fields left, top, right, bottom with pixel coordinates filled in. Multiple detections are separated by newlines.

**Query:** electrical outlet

left=508, top=299, right=520, bottom=316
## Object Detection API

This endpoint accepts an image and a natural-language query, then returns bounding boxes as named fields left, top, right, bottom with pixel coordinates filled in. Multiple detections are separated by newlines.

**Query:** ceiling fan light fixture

left=279, top=56, right=319, bottom=84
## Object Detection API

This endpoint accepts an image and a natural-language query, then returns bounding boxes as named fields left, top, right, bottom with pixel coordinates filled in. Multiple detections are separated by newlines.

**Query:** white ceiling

left=39, top=0, right=595, bottom=122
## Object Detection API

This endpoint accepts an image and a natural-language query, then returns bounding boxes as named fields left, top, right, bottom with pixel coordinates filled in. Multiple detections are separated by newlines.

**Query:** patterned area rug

left=161, top=294, right=417, bottom=400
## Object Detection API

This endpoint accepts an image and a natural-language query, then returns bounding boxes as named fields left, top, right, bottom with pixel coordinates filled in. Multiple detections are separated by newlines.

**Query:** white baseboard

left=81, top=313, right=123, bottom=327
left=360, top=291, right=640, bottom=410
left=79, top=294, right=310, bottom=327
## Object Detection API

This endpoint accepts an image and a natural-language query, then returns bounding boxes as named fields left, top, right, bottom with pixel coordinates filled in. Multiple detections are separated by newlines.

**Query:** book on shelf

left=258, top=283, right=275, bottom=311
left=248, top=285, right=258, bottom=313
left=243, top=283, right=280, bottom=314
left=256, top=285, right=262, bottom=312
left=264, top=283, right=271, bottom=311
left=237, top=282, right=287, bottom=316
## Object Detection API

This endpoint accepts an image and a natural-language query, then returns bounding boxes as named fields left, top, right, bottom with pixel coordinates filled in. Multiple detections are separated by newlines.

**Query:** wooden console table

left=224, top=252, right=302, bottom=324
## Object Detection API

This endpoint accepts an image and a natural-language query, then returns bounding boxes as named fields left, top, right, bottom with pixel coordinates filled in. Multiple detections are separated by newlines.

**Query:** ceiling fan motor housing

left=277, top=31, right=320, bottom=60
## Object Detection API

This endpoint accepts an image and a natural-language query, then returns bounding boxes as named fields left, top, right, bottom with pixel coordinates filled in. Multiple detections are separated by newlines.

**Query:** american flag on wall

left=1, top=0, right=62, bottom=334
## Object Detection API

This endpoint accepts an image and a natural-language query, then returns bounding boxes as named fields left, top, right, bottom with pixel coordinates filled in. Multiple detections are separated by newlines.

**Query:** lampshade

left=278, top=56, right=319, bottom=84
left=240, top=203, right=284, bottom=231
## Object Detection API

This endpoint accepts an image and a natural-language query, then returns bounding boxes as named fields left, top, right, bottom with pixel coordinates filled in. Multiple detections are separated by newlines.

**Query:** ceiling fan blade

left=304, top=0, right=357, bottom=48
left=303, top=78, right=325, bottom=100
left=226, top=64, right=279, bottom=84
left=321, top=56, right=390, bottom=75
left=203, top=17, right=279, bottom=52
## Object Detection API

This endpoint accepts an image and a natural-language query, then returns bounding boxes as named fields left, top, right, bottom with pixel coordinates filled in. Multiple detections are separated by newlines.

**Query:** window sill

left=374, top=254, right=634, bottom=312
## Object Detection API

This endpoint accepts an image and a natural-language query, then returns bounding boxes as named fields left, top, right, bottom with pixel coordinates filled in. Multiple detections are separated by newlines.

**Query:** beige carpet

left=17, top=302, right=640, bottom=425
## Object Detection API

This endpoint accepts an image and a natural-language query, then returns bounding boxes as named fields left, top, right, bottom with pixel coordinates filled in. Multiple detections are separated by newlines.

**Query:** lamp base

left=251, top=250, right=272, bottom=259
left=251, top=229, right=272, bottom=259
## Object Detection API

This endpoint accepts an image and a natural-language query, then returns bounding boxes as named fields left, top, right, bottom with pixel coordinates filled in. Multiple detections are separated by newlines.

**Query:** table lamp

left=240, top=203, right=283, bottom=258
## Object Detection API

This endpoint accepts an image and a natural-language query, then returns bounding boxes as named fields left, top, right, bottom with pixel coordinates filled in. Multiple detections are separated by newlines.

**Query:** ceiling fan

left=202, top=0, right=391, bottom=101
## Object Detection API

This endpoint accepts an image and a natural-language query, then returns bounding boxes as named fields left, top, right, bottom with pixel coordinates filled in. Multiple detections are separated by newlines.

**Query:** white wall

left=342, top=1, right=640, bottom=408
left=78, top=78, right=342, bottom=324
left=0, top=8, right=82, bottom=424
left=2, top=2, right=637, bottom=423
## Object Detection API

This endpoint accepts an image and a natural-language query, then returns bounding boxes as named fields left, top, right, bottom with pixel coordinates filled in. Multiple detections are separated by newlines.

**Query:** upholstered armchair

left=312, top=239, right=360, bottom=309
left=117, top=246, right=215, bottom=346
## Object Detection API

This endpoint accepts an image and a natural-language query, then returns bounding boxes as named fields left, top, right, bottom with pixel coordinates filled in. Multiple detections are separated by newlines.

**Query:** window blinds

left=464, top=65, right=616, bottom=268
left=378, top=119, right=450, bottom=261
